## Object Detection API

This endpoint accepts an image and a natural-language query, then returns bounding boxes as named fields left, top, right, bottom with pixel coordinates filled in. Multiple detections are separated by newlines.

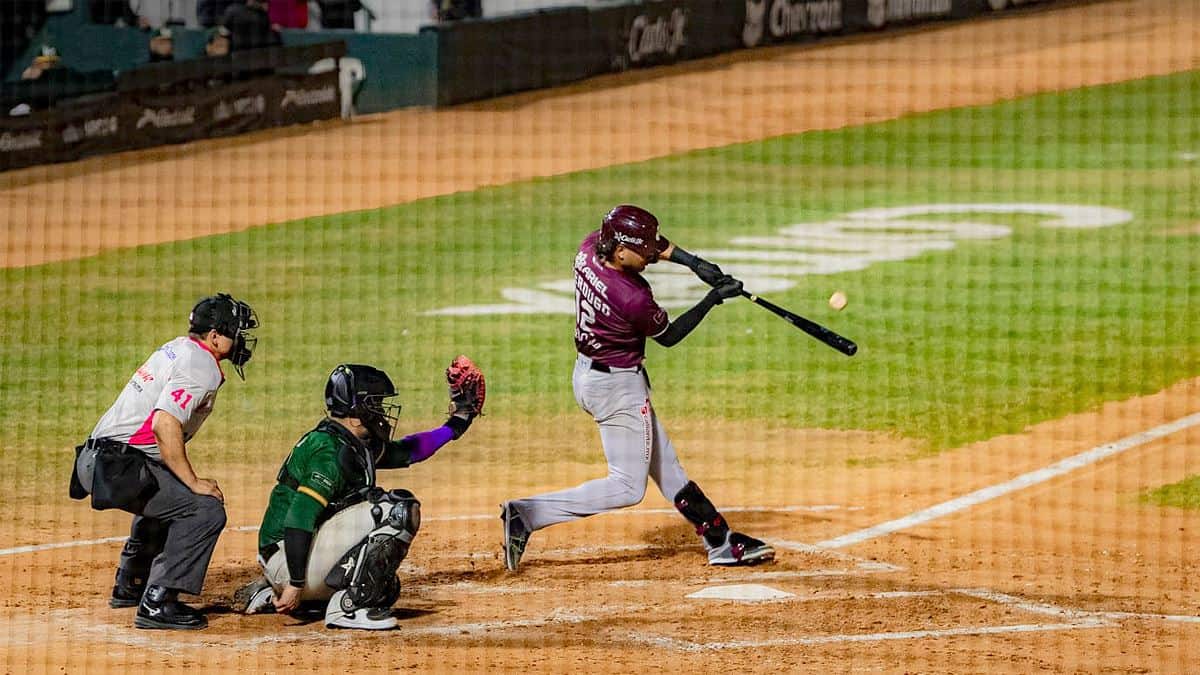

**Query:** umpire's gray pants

left=117, top=461, right=227, bottom=595
left=511, top=355, right=690, bottom=532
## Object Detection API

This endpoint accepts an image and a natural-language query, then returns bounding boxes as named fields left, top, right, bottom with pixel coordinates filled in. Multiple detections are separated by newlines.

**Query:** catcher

left=233, top=357, right=485, bottom=630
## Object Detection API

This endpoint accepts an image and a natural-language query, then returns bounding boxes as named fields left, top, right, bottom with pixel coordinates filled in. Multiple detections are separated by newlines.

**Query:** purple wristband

left=405, top=425, right=455, bottom=464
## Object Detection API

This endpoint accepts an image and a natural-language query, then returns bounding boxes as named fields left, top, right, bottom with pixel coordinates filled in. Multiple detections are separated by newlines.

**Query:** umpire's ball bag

left=91, top=446, right=158, bottom=513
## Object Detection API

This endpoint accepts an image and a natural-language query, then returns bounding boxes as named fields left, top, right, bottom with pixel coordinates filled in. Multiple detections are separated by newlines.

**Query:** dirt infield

left=2, top=1, right=1199, bottom=672
left=4, top=380, right=1198, bottom=672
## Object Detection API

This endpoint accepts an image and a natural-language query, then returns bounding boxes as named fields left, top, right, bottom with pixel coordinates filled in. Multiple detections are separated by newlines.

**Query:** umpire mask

left=325, top=364, right=402, bottom=446
left=190, top=293, right=259, bottom=380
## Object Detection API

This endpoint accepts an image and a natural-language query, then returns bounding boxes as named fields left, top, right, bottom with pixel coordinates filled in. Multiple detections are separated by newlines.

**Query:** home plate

left=687, top=584, right=795, bottom=602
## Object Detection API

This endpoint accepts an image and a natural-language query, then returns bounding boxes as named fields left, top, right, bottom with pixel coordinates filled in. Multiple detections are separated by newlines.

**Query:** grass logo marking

left=427, top=203, right=1132, bottom=316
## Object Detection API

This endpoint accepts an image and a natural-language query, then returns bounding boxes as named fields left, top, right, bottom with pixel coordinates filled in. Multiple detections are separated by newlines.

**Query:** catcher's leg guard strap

left=673, top=481, right=729, bottom=549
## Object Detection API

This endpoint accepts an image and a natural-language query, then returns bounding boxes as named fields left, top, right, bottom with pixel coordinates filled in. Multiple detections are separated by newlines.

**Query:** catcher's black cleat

left=501, top=502, right=530, bottom=572
left=134, top=585, right=208, bottom=630
left=707, top=532, right=775, bottom=566
left=109, top=569, right=145, bottom=609
left=232, top=576, right=276, bottom=615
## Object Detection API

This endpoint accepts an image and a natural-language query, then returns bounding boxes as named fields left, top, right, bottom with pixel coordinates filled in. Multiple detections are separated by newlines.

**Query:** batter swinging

left=501, top=205, right=775, bottom=570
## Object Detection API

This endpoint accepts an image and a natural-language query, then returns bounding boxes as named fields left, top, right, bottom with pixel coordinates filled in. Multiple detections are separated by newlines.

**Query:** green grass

left=2, top=71, right=1197, bottom=488
left=1141, top=476, right=1200, bottom=510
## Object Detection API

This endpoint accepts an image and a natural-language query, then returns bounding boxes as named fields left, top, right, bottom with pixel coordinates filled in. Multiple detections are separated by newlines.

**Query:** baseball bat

left=740, top=290, right=858, bottom=356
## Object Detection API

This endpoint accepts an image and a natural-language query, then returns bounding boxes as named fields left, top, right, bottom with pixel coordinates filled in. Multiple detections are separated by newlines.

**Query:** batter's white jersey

left=90, top=337, right=225, bottom=459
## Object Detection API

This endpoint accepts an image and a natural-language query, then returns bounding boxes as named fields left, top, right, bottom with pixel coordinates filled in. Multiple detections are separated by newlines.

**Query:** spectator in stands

left=269, top=0, right=308, bottom=29
left=433, top=0, right=482, bottom=23
left=148, top=27, right=175, bottom=63
left=206, top=26, right=232, bottom=57
left=316, top=0, right=361, bottom=29
left=221, top=0, right=283, bottom=51
left=198, top=0, right=242, bottom=28
left=11, top=45, right=117, bottom=113
left=89, top=0, right=152, bottom=28
left=21, top=45, right=61, bottom=81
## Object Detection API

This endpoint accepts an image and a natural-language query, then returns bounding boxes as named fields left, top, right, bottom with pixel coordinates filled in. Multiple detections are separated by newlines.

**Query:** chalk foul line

left=624, top=620, right=1112, bottom=651
left=817, top=412, right=1200, bottom=549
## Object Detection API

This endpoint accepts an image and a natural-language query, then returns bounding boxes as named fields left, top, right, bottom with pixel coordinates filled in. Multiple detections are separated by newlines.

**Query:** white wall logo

left=137, top=107, right=196, bottom=129
left=867, top=0, right=886, bottom=27
left=628, top=9, right=687, bottom=63
left=281, top=86, right=337, bottom=108
left=885, top=0, right=952, bottom=21
left=745, top=0, right=842, bottom=47
left=770, top=0, right=842, bottom=38
left=214, top=94, right=267, bottom=122
left=427, top=204, right=1134, bottom=316
left=743, top=0, right=767, bottom=47
left=63, top=115, right=119, bottom=143
left=0, top=130, right=42, bottom=152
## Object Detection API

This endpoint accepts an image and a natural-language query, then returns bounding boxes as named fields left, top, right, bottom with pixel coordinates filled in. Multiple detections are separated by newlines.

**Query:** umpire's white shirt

left=90, top=337, right=224, bottom=459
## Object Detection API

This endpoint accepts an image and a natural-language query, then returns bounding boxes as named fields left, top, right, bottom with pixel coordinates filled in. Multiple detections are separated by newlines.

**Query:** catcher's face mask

left=360, top=392, right=402, bottom=446
left=225, top=299, right=258, bottom=380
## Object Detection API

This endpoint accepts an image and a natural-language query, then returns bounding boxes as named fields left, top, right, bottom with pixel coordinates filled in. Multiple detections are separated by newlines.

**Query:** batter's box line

left=618, top=619, right=1113, bottom=652
left=954, top=588, right=1200, bottom=625
left=768, top=538, right=906, bottom=572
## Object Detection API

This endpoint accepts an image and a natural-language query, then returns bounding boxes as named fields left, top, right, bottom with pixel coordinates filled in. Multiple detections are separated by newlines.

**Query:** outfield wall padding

left=427, top=0, right=1071, bottom=106
left=0, top=66, right=341, bottom=172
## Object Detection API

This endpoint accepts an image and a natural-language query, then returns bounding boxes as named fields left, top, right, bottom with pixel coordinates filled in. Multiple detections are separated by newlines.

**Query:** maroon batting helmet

left=599, top=205, right=669, bottom=261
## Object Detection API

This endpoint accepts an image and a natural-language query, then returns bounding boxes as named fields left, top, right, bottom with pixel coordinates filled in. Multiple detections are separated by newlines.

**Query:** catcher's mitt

left=446, top=355, right=486, bottom=418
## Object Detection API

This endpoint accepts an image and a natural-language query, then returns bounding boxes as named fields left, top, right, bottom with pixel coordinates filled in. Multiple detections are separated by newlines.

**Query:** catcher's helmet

left=599, top=205, right=669, bottom=261
left=325, top=364, right=401, bottom=444
left=189, top=293, right=258, bottom=380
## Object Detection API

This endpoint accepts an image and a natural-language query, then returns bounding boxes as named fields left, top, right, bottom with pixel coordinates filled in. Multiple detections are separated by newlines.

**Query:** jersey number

left=576, top=292, right=596, bottom=335
left=171, top=388, right=193, bottom=409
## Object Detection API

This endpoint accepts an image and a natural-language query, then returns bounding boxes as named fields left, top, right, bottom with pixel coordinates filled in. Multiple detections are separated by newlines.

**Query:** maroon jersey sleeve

left=628, top=293, right=669, bottom=338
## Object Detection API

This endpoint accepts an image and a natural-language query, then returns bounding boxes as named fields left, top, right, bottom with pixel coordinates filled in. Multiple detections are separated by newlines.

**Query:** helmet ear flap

left=325, top=365, right=356, bottom=417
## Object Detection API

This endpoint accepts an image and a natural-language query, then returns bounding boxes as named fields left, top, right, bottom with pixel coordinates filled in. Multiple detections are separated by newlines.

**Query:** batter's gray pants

left=512, top=355, right=690, bottom=531
left=116, top=461, right=227, bottom=596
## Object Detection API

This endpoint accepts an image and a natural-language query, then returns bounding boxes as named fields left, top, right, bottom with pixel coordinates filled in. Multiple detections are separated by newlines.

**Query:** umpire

left=71, top=294, right=258, bottom=630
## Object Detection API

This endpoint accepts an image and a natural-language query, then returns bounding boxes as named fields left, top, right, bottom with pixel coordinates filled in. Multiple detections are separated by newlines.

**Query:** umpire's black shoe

left=109, top=569, right=146, bottom=609
left=134, top=585, right=208, bottom=630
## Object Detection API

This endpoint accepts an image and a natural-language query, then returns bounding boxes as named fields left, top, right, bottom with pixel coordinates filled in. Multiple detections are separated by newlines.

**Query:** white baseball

left=828, top=291, right=848, bottom=311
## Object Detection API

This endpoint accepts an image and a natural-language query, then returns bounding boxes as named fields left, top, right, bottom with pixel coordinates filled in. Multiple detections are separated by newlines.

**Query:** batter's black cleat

left=135, top=585, right=208, bottom=630
left=109, top=569, right=146, bottom=609
left=500, top=502, right=530, bottom=572
left=707, top=532, right=775, bottom=566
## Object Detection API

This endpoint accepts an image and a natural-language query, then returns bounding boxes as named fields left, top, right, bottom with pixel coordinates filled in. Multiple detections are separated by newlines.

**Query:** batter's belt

left=588, top=360, right=641, bottom=373
left=587, top=358, right=650, bottom=387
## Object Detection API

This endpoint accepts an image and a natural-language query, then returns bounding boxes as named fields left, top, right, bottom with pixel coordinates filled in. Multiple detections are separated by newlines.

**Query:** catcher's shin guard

left=324, top=489, right=420, bottom=610
left=673, top=481, right=730, bottom=549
